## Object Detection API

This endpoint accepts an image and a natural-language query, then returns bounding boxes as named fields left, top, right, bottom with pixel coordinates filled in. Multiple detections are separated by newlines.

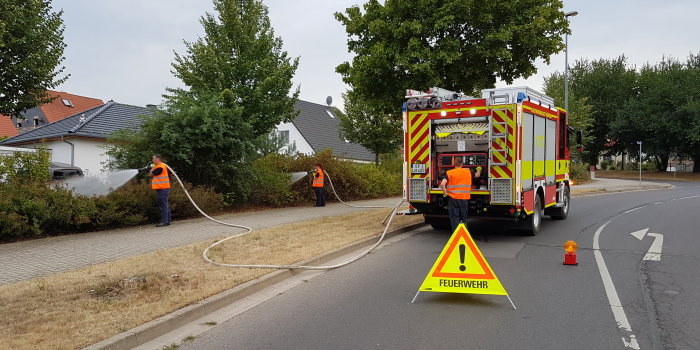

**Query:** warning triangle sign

left=418, top=223, right=508, bottom=296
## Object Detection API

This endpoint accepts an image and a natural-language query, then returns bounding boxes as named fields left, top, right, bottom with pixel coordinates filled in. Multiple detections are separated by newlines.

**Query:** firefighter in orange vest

left=149, top=154, right=171, bottom=227
left=440, top=156, right=481, bottom=232
left=312, top=163, right=325, bottom=207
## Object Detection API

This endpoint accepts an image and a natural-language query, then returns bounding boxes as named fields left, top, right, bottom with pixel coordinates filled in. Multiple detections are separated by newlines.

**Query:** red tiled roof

left=0, top=115, right=19, bottom=138
left=39, top=91, right=104, bottom=123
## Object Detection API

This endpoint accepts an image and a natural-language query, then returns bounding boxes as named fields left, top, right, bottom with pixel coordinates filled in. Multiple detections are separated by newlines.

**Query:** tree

left=169, top=0, right=299, bottom=135
left=108, top=0, right=299, bottom=196
left=0, top=0, right=67, bottom=117
left=336, top=92, right=402, bottom=165
left=564, top=56, right=638, bottom=165
left=543, top=71, right=594, bottom=162
left=255, top=129, right=297, bottom=157
left=335, top=0, right=570, bottom=117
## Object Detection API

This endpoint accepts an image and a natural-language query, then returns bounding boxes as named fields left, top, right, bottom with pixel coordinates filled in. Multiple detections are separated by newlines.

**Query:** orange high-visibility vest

left=151, top=163, right=171, bottom=190
left=446, top=167, right=472, bottom=200
left=312, top=169, right=324, bottom=188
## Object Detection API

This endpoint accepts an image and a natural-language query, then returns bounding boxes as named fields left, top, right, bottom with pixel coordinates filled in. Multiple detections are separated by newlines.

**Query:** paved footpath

left=0, top=197, right=402, bottom=285
left=0, top=178, right=670, bottom=286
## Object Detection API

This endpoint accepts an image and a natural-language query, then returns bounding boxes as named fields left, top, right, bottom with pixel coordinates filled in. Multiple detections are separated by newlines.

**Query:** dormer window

left=62, top=98, right=73, bottom=107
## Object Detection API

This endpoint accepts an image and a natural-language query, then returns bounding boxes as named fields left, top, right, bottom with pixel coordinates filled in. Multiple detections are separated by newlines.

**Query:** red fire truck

left=402, top=86, right=582, bottom=235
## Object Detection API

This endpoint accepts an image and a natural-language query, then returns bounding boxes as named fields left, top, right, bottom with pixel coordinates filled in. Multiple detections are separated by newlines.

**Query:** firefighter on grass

left=440, top=156, right=481, bottom=232
left=312, top=163, right=325, bottom=207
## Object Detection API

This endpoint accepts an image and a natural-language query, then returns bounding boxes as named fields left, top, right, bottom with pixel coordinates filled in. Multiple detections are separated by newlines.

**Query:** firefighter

left=440, top=157, right=481, bottom=232
left=149, top=154, right=171, bottom=227
left=312, top=163, right=325, bottom=207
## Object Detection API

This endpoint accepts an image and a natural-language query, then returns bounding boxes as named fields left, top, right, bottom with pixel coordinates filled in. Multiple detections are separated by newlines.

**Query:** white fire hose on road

left=166, top=164, right=404, bottom=270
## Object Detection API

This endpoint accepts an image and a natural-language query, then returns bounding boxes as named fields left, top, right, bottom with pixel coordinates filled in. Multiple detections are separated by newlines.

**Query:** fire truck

left=402, top=86, right=582, bottom=235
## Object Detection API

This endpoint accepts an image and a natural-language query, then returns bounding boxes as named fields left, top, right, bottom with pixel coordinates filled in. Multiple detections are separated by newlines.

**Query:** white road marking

left=593, top=220, right=641, bottom=349
left=624, top=207, right=645, bottom=214
left=644, top=233, right=664, bottom=261
left=629, top=228, right=664, bottom=261
left=629, top=228, right=649, bottom=241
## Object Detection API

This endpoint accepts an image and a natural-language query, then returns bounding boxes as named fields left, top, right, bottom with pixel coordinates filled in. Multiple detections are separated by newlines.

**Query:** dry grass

left=0, top=209, right=422, bottom=350
left=598, top=170, right=700, bottom=181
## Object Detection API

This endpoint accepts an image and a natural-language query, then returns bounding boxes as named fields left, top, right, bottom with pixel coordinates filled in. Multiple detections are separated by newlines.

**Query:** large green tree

left=336, top=92, right=402, bottom=165
left=0, top=0, right=67, bottom=117
left=109, top=0, right=299, bottom=196
left=335, top=0, right=570, bottom=117
left=564, top=56, right=638, bottom=165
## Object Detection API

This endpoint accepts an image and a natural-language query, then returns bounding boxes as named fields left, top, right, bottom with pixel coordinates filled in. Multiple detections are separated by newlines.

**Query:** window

left=33, top=117, right=40, bottom=126
left=278, top=130, right=289, bottom=144
left=17, top=122, right=22, bottom=128
left=325, top=110, right=335, bottom=119
left=558, top=111, right=567, bottom=159
left=61, top=98, right=73, bottom=107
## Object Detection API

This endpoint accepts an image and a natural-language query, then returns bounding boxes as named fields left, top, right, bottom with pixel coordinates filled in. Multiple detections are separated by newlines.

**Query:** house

left=0, top=90, right=104, bottom=138
left=0, top=102, right=152, bottom=175
left=276, top=100, right=375, bottom=162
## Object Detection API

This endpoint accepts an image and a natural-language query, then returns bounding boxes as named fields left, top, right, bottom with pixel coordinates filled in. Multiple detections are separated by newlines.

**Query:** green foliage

left=569, top=162, right=590, bottom=182
left=0, top=0, right=68, bottom=117
left=169, top=0, right=299, bottom=136
left=336, top=92, right=402, bottom=165
left=0, top=178, right=223, bottom=240
left=543, top=71, right=593, bottom=162
left=335, top=0, right=570, bottom=117
left=555, top=53, right=700, bottom=172
left=108, top=0, right=300, bottom=194
left=255, top=130, right=297, bottom=157
left=0, top=147, right=51, bottom=184
left=249, top=150, right=402, bottom=207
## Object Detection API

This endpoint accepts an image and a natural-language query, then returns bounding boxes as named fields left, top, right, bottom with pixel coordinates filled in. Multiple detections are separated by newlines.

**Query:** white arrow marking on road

left=629, top=228, right=648, bottom=241
left=629, top=228, right=664, bottom=261
left=644, top=233, right=663, bottom=261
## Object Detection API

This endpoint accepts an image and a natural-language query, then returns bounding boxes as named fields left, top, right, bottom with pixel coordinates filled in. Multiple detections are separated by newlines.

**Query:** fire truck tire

left=549, top=186, right=570, bottom=220
left=525, top=194, right=542, bottom=236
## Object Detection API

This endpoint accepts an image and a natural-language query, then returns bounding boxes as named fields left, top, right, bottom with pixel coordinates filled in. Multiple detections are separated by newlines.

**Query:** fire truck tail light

left=470, top=108, right=476, bottom=115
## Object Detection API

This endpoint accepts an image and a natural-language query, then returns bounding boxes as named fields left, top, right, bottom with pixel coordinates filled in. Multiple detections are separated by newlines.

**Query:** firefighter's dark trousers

left=314, top=187, right=325, bottom=207
left=156, top=188, right=171, bottom=224
left=448, top=197, right=469, bottom=233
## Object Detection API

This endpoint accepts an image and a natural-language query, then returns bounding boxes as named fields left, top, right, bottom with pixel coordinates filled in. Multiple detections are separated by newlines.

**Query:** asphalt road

left=179, top=182, right=700, bottom=350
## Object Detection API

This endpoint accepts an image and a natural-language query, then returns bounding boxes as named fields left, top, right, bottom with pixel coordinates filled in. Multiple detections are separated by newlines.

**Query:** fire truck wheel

left=549, top=186, right=570, bottom=220
left=525, top=194, right=542, bottom=236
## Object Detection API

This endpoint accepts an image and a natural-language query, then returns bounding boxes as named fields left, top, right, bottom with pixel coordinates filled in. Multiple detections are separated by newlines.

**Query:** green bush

left=252, top=150, right=402, bottom=206
left=0, top=178, right=223, bottom=241
left=570, top=162, right=590, bottom=182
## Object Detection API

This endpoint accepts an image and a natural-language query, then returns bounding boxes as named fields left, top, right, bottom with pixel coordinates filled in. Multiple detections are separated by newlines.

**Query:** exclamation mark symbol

left=459, top=244, right=466, bottom=271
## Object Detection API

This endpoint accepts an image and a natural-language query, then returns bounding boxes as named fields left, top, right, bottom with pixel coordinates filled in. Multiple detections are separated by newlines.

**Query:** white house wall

left=276, top=122, right=314, bottom=155
left=29, top=139, right=113, bottom=176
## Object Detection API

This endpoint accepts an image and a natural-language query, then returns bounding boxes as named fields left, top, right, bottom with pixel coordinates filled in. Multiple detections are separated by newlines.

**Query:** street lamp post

left=564, top=11, right=578, bottom=113
left=637, top=141, right=642, bottom=185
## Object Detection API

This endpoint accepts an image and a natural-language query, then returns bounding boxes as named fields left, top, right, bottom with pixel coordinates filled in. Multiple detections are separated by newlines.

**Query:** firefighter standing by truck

left=440, top=157, right=481, bottom=232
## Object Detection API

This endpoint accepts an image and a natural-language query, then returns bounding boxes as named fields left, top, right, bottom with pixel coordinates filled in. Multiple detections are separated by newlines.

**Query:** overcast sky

left=54, top=0, right=699, bottom=108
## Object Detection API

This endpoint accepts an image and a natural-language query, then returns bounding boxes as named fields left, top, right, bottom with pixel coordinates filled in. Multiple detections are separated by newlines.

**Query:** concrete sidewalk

left=0, top=197, right=402, bottom=285
left=571, top=177, right=673, bottom=195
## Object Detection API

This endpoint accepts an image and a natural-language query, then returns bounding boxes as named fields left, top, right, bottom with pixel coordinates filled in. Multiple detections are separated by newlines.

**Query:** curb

left=571, top=183, right=674, bottom=197
left=84, top=222, right=426, bottom=350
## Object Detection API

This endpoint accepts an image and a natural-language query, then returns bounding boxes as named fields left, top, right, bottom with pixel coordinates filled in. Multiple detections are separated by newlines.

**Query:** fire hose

left=165, top=164, right=404, bottom=270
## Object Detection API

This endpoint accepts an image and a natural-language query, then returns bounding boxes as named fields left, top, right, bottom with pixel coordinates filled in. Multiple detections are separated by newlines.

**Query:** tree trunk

left=621, top=151, right=625, bottom=170
left=374, top=152, right=380, bottom=166
left=694, top=153, right=700, bottom=173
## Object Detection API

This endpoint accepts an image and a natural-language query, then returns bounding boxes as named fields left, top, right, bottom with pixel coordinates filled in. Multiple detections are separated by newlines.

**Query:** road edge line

left=593, top=219, right=641, bottom=349
left=83, top=222, right=426, bottom=350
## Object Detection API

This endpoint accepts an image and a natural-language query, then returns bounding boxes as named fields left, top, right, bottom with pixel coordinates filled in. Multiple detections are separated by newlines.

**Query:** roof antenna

left=325, top=96, right=333, bottom=106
